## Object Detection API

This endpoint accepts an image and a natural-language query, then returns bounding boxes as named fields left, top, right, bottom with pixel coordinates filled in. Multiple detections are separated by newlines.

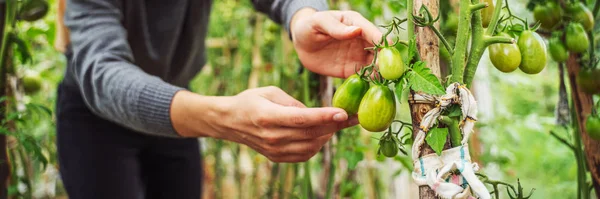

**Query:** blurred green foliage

left=6, top=0, right=592, bottom=198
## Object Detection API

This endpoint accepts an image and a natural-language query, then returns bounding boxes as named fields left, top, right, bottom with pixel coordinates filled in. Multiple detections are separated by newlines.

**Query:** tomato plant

left=533, top=2, right=561, bottom=30
left=567, top=2, right=595, bottom=31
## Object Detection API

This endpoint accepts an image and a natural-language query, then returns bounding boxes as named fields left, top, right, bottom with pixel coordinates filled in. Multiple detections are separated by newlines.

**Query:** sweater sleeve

left=65, top=0, right=184, bottom=137
left=250, top=0, right=329, bottom=32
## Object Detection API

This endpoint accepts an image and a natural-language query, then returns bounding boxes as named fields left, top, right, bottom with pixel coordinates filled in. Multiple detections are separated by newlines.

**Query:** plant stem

left=588, top=30, right=595, bottom=69
left=407, top=0, right=415, bottom=47
left=470, top=3, right=488, bottom=11
left=593, top=0, right=600, bottom=18
left=449, top=0, right=472, bottom=84
left=301, top=68, right=313, bottom=199
left=439, top=116, right=461, bottom=147
left=325, top=149, right=336, bottom=199
left=485, top=0, right=505, bottom=36
left=464, top=0, right=506, bottom=87
left=464, top=9, right=484, bottom=87
left=0, top=0, right=16, bottom=77
left=483, top=35, right=514, bottom=45
left=549, top=130, right=576, bottom=151
left=430, top=25, right=454, bottom=55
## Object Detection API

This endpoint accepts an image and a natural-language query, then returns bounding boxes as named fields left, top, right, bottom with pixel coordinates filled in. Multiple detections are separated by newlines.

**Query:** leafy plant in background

left=0, top=0, right=62, bottom=198
left=521, top=0, right=600, bottom=198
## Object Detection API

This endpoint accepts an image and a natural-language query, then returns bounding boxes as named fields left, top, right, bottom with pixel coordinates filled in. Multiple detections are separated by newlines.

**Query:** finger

left=260, top=86, right=306, bottom=108
left=274, top=116, right=359, bottom=141
left=334, top=11, right=389, bottom=45
left=267, top=134, right=334, bottom=162
left=312, top=12, right=362, bottom=40
left=271, top=106, right=350, bottom=128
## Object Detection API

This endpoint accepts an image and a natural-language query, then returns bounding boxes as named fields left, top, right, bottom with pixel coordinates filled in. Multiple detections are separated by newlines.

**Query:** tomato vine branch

left=550, top=130, right=576, bottom=151
left=464, top=0, right=507, bottom=87
left=470, top=3, right=488, bottom=12
left=412, top=5, right=454, bottom=56
left=449, top=0, right=472, bottom=84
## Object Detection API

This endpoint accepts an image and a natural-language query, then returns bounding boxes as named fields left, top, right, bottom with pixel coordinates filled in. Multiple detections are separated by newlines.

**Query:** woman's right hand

left=171, top=86, right=358, bottom=163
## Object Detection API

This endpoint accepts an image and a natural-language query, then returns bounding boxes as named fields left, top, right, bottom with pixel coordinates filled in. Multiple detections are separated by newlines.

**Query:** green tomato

left=18, top=0, right=49, bottom=22
left=577, top=69, right=600, bottom=95
left=378, top=47, right=405, bottom=80
left=488, top=33, right=521, bottom=73
left=332, top=74, right=370, bottom=115
left=517, top=30, right=547, bottom=74
left=568, top=2, right=595, bottom=31
left=586, top=115, right=600, bottom=140
left=481, top=0, right=495, bottom=28
left=566, top=22, right=590, bottom=53
left=358, top=85, right=396, bottom=132
left=534, top=3, right=561, bottom=30
left=548, top=35, right=569, bottom=63
left=379, top=138, right=398, bottom=157
left=22, top=73, right=42, bottom=94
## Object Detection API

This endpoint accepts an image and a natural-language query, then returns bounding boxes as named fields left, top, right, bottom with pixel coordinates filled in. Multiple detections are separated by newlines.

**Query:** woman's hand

left=290, top=8, right=387, bottom=78
left=171, top=87, right=358, bottom=163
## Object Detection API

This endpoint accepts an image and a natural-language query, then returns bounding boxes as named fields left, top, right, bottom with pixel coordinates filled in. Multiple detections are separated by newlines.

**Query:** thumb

left=314, top=14, right=362, bottom=40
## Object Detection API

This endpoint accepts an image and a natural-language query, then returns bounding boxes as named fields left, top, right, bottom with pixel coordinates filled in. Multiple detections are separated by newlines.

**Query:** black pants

left=56, top=83, right=202, bottom=199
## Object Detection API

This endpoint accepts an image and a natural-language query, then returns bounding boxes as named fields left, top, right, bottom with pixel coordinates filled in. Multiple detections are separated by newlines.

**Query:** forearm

left=170, top=90, right=233, bottom=139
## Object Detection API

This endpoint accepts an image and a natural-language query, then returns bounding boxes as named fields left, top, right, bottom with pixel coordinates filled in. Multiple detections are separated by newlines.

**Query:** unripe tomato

left=332, top=74, right=370, bottom=115
left=568, top=2, right=595, bottom=31
left=586, top=115, right=600, bottom=140
left=18, top=0, right=49, bottom=22
left=517, top=30, right=547, bottom=74
left=379, top=138, right=398, bottom=157
left=534, top=3, right=561, bottom=30
left=566, top=23, right=590, bottom=53
left=22, top=73, right=42, bottom=94
left=378, top=47, right=405, bottom=80
left=488, top=33, right=521, bottom=73
left=577, top=69, right=600, bottom=94
left=358, top=85, right=396, bottom=132
left=548, top=36, right=569, bottom=63
left=481, top=0, right=495, bottom=28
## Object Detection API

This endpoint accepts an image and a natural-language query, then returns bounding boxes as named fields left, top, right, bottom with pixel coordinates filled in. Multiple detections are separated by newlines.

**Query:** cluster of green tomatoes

left=332, top=47, right=403, bottom=133
left=531, top=2, right=600, bottom=141
left=486, top=1, right=594, bottom=76
left=331, top=46, right=407, bottom=157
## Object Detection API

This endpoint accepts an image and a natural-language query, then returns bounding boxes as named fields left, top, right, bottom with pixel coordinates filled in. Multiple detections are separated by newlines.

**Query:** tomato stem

left=449, top=0, right=472, bottom=84
left=469, top=3, right=488, bottom=12
left=439, top=116, right=461, bottom=147
left=464, top=0, right=506, bottom=87
left=485, top=0, right=505, bottom=36
left=483, top=35, right=514, bottom=45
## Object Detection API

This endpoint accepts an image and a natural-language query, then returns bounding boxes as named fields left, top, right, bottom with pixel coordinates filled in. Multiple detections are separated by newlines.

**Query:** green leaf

left=406, top=62, right=445, bottom=95
left=10, top=33, right=32, bottom=64
left=343, top=150, right=364, bottom=170
left=26, top=103, right=52, bottom=116
left=425, top=127, right=448, bottom=156
left=445, top=104, right=462, bottom=117
left=394, top=82, right=404, bottom=104
left=408, top=35, right=419, bottom=64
